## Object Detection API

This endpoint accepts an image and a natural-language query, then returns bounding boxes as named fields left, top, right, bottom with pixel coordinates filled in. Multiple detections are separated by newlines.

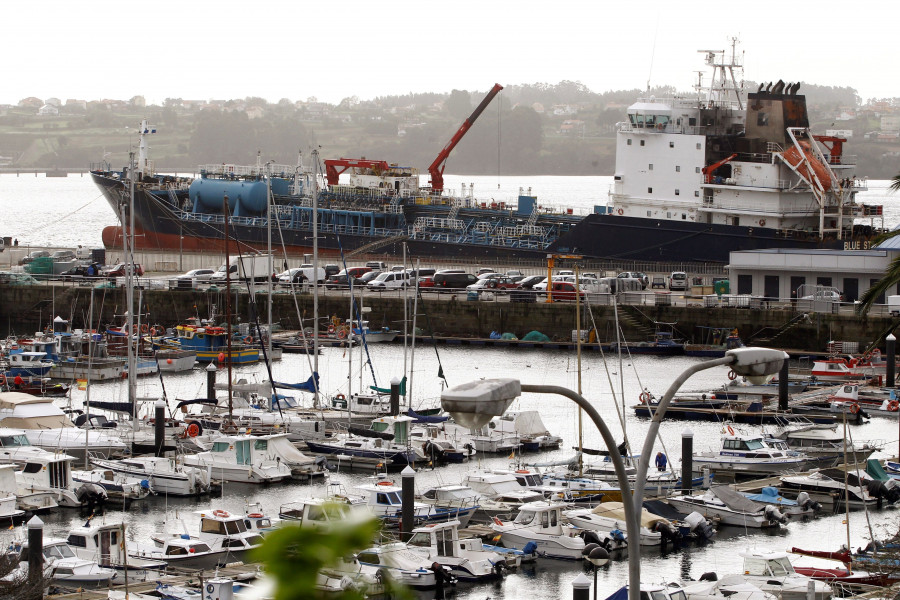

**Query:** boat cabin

left=279, top=497, right=352, bottom=527
left=741, top=549, right=797, bottom=577
left=408, top=520, right=462, bottom=558
left=720, top=435, right=786, bottom=459
left=369, top=415, right=413, bottom=445
left=512, top=501, right=567, bottom=535
left=197, top=509, right=264, bottom=549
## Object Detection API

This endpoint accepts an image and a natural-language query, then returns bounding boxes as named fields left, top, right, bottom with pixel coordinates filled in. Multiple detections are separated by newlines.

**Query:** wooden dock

left=48, top=562, right=264, bottom=599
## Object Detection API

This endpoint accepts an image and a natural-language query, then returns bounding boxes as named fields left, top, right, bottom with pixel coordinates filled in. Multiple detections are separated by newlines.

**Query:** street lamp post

left=441, top=347, right=787, bottom=600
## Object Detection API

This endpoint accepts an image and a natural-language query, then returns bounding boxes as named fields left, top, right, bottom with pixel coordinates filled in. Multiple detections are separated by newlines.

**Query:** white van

left=669, top=271, right=687, bottom=291
left=367, top=271, right=410, bottom=291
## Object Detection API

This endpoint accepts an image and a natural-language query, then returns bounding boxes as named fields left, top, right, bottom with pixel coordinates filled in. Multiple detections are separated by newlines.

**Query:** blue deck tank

left=189, top=178, right=268, bottom=217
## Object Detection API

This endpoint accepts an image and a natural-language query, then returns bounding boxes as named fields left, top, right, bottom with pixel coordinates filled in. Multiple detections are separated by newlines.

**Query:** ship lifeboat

left=782, top=141, right=832, bottom=190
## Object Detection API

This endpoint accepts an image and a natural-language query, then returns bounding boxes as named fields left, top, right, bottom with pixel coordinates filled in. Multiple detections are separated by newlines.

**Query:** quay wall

left=0, top=285, right=893, bottom=352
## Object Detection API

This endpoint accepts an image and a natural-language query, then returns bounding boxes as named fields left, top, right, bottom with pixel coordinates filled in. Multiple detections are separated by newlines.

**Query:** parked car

left=20, top=250, right=49, bottom=265
left=357, top=270, right=382, bottom=285
left=365, top=261, right=388, bottom=271
left=466, top=277, right=516, bottom=294
left=341, top=266, right=372, bottom=280
left=277, top=264, right=326, bottom=286
left=104, top=263, right=144, bottom=277
left=433, top=271, right=478, bottom=290
left=323, top=264, right=341, bottom=278
left=60, top=263, right=104, bottom=279
left=547, top=281, right=586, bottom=302
left=618, top=271, right=648, bottom=289
left=516, top=275, right=545, bottom=289
left=406, top=268, right=436, bottom=281
left=668, top=271, right=688, bottom=291
left=651, top=276, right=667, bottom=289
left=505, top=270, right=524, bottom=278
left=326, top=267, right=372, bottom=289
left=367, top=271, right=410, bottom=290
left=417, top=276, right=436, bottom=288
left=51, top=250, right=77, bottom=261
left=168, top=268, right=216, bottom=289
left=475, top=268, right=497, bottom=276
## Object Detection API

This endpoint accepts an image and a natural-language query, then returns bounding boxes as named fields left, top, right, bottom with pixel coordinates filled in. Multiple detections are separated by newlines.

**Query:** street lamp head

left=440, top=378, right=521, bottom=429
left=587, top=545, right=610, bottom=567
left=726, top=347, right=788, bottom=385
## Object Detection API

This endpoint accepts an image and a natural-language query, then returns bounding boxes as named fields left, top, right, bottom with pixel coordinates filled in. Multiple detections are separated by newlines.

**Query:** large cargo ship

left=91, top=48, right=882, bottom=263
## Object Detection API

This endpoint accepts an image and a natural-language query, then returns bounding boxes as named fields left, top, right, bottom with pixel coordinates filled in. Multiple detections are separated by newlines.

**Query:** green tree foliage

left=251, top=509, right=409, bottom=600
left=445, top=89, right=472, bottom=120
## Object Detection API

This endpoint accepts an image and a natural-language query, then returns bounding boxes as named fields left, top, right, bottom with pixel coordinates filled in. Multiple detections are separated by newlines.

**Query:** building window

left=817, top=277, right=833, bottom=288
left=694, top=190, right=700, bottom=197
left=689, top=118, right=697, bottom=126
left=695, top=166, right=701, bottom=173
left=675, top=165, right=681, bottom=172
left=640, top=140, right=645, bottom=147
left=646, top=210, right=652, bottom=217
left=675, top=189, right=680, bottom=196
left=669, top=141, right=675, bottom=148
left=667, top=212, right=672, bottom=218
left=627, top=139, right=632, bottom=145
left=682, top=214, right=687, bottom=220
left=649, top=164, right=653, bottom=171
left=696, top=142, right=701, bottom=150
left=647, top=187, right=652, bottom=194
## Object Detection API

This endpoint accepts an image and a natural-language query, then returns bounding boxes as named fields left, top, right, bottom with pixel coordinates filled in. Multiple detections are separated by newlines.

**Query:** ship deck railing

left=200, top=163, right=296, bottom=178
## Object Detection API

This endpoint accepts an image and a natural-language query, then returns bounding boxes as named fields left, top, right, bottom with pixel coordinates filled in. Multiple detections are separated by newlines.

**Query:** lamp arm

left=520, top=383, right=641, bottom=600
left=631, top=355, right=735, bottom=509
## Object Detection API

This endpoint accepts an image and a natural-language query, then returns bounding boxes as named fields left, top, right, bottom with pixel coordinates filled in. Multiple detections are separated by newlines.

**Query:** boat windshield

left=0, top=434, right=31, bottom=447
left=515, top=510, right=536, bottom=525
left=44, top=544, right=75, bottom=559
left=745, top=440, right=764, bottom=450
left=768, top=557, right=794, bottom=575
left=407, top=532, right=431, bottom=547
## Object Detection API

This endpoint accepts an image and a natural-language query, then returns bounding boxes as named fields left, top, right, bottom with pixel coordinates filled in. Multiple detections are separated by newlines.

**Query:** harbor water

left=3, top=345, right=900, bottom=600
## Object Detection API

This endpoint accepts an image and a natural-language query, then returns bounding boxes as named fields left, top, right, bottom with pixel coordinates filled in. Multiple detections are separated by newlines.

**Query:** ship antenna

left=646, top=14, right=660, bottom=91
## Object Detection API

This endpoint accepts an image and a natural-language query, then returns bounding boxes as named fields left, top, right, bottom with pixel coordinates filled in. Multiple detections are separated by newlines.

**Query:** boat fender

left=759, top=219, right=766, bottom=227
left=617, top=208, right=624, bottom=215
left=727, top=370, right=737, bottom=381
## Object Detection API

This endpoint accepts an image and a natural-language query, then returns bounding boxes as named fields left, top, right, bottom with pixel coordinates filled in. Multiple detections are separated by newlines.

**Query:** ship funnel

left=771, top=80, right=785, bottom=94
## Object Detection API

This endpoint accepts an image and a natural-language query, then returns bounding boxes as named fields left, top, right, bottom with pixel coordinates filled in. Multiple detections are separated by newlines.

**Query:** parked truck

left=210, top=254, right=273, bottom=283
left=889, top=295, right=900, bottom=317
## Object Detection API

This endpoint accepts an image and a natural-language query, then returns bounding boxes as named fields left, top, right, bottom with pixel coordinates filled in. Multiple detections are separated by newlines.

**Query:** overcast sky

left=5, top=0, right=893, bottom=107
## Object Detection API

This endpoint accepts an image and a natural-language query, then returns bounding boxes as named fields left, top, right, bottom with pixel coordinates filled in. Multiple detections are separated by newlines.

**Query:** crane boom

left=427, top=83, right=503, bottom=192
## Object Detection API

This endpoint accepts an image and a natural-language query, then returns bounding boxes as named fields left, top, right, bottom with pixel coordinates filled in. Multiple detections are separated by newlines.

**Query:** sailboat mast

left=575, top=264, right=583, bottom=476
left=84, top=288, right=93, bottom=469
left=408, top=258, right=420, bottom=408
left=266, top=161, right=273, bottom=357
left=842, top=411, right=851, bottom=559
left=126, top=151, right=137, bottom=419
left=402, top=243, right=408, bottom=404
left=312, top=149, right=320, bottom=372
left=224, top=195, right=234, bottom=430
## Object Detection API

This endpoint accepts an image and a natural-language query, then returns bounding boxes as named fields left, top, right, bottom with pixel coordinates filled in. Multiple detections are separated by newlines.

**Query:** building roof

left=731, top=247, right=890, bottom=257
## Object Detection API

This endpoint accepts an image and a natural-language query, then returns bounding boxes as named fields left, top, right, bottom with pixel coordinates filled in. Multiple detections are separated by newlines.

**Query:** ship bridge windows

left=676, top=166, right=681, bottom=172
left=627, top=139, right=632, bottom=145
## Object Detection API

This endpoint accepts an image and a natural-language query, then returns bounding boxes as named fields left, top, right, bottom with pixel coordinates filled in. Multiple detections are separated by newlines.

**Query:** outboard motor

left=796, top=492, right=821, bottom=513
left=764, top=505, right=788, bottom=525
left=883, top=479, right=900, bottom=504
left=75, top=483, right=107, bottom=514
left=521, top=541, right=539, bottom=558
left=684, top=512, right=716, bottom=540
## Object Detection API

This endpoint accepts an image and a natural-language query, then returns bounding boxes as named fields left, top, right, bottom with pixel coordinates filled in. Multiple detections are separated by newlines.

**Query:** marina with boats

left=1, top=40, right=900, bottom=600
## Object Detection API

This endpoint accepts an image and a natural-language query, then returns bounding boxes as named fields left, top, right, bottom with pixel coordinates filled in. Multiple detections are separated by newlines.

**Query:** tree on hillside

left=445, top=89, right=472, bottom=119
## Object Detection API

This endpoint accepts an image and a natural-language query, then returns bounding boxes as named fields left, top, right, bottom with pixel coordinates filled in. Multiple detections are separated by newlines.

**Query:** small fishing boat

left=764, top=418, right=880, bottom=468
left=67, top=521, right=167, bottom=583
left=490, top=501, right=585, bottom=559
left=406, top=519, right=510, bottom=581
left=740, top=487, right=821, bottom=519
left=691, top=430, right=809, bottom=478
left=89, top=456, right=213, bottom=496
left=304, top=415, right=421, bottom=468
left=779, top=469, right=882, bottom=510
left=809, top=359, right=868, bottom=382
left=461, top=470, right=545, bottom=507
left=355, top=480, right=477, bottom=527
left=70, top=467, right=151, bottom=501
left=13, top=535, right=117, bottom=588
left=666, top=486, right=788, bottom=528
left=565, top=501, right=681, bottom=547
left=355, top=543, right=440, bottom=589
left=734, top=548, right=833, bottom=600
left=181, top=433, right=295, bottom=483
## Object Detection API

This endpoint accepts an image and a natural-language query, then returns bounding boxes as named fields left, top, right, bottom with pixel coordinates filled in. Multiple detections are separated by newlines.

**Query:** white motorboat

left=736, top=548, right=832, bottom=600
left=305, top=415, right=422, bottom=468
left=461, top=470, right=545, bottom=507
left=0, top=447, right=58, bottom=512
left=484, top=410, right=563, bottom=451
left=155, top=347, right=197, bottom=372
left=779, top=469, right=878, bottom=509
left=667, top=486, right=788, bottom=528
left=409, top=424, right=477, bottom=463
left=66, top=521, right=167, bottom=583
left=90, top=456, right=213, bottom=496
left=740, top=487, right=821, bottom=519
left=71, top=467, right=151, bottom=501
left=350, top=320, right=400, bottom=343
left=181, top=433, right=294, bottom=483
left=356, top=542, right=439, bottom=589
left=0, top=464, right=25, bottom=523
left=0, top=392, right=127, bottom=458
left=565, top=501, right=682, bottom=547
left=681, top=574, right=777, bottom=600
left=15, top=452, right=85, bottom=508
left=419, top=484, right=510, bottom=523
left=13, top=536, right=117, bottom=588
left=407, top=519, right=509, bottom=581
left=490, top=501, right=585, bottom=559
left=764, top=419, right=880, bottom=467
left=128, top=535, right=219, bottom=570
left=692, top=431, right=809, bottom=477
left=279, top=496, right=358, bottom=528
left=356, top=480, right=477, bottom=527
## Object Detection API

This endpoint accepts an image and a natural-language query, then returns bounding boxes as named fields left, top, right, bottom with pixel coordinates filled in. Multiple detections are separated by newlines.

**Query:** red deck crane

left=427, top=83, right=504, bottom=192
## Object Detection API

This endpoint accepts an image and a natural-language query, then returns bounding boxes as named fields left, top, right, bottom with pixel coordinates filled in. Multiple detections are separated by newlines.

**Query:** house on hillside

left=38, top=104, right=59, bottom=116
